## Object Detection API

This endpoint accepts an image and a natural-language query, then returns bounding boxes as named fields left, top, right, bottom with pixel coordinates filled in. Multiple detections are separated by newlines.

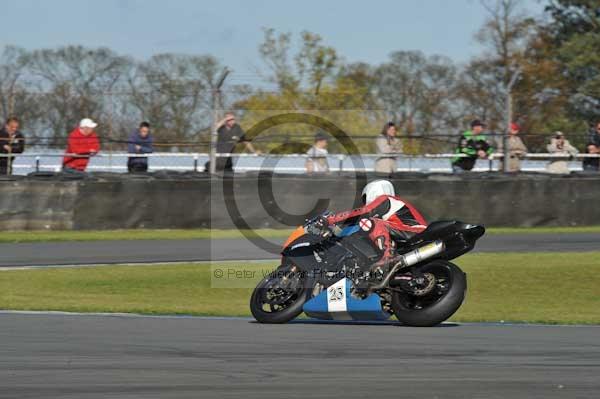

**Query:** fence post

left=193, top=154, right=198, bottom=172
left=337, top=154, right=345, bottom=175
left=209, top=68, right=230, bottom=175
left=35, top=156, right=40, bottom=173
left=504, top=66, right=522, bottom=173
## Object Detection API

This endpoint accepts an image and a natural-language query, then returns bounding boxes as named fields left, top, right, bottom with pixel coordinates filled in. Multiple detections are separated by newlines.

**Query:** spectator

left=0, top=117, right=25, bottom=175
left=306, top=131, right=330, bottom=173
left=583, top=121, right=600, bottom=172
left=497, top=122, right=528, bottom=172
left=211, top=112, right=259, bottom=172
left=127, top=121, right=153, bottom=172
left=452, top=119, right=493, bottom=173
left=375, top=121, right=402, bottom=174
left=62, top=118, right=100, bottom=173
left=546, top=131, right=578, bottom=174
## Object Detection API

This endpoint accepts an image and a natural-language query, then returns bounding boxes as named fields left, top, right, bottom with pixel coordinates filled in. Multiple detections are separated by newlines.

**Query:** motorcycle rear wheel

left=250, top=265, right=314, bottom=324
left=391, top=260, right=466, bottom=327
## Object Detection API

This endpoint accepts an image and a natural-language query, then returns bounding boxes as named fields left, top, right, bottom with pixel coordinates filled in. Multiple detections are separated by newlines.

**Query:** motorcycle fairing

left=303, top=278, right=391, bottom=321
left=339, top=225, right=360, bottom=237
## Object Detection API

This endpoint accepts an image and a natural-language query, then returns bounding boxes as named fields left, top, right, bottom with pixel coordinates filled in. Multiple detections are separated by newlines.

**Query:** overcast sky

left=0, top=0, right=545, bottom=82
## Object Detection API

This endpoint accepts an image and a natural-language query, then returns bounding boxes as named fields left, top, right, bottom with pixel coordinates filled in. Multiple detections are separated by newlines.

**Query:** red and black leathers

left=326, top=195, right=427, bottom=262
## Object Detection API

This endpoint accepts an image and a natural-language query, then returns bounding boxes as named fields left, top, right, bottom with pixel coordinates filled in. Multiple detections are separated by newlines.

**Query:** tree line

left=0, top=0, right=597, bottom=154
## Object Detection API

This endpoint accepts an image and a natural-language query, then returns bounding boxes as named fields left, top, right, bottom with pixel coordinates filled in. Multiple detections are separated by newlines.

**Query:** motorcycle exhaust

left=368, top=240, right=445, bottom=293
left=402, top=240, right=445, bottom=267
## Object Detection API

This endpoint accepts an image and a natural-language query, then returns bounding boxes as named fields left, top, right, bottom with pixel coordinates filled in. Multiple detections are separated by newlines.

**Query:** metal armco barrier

left=1, top=152, right=598, bottom=174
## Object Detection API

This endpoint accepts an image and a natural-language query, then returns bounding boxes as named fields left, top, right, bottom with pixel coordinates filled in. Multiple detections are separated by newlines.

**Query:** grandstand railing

left=0, top=152, right=598, bottom=174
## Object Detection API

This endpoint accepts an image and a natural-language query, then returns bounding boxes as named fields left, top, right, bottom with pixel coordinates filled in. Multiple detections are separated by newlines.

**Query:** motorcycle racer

left=252, top=183, right=484, bottom=325
left=309, top=180, right=428, bottom=266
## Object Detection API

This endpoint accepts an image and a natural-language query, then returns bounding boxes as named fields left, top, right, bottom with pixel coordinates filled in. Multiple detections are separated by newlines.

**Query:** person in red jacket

left=62, top=118, right=100, bottom=172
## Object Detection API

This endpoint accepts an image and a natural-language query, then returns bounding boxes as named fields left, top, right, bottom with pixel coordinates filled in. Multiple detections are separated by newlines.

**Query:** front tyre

left=250, top=265, right=313, bottom=324
left=391, top=260, right=466, bottom=327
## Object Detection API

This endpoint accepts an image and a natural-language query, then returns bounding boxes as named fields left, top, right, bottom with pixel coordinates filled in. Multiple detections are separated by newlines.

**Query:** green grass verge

left=1, top=252, right=599, bottom=324
left=486, top=226, right=600, bottom=235
left=1, top=225, right=600, bottom=243
left=0, top=229, right=295, bottom=243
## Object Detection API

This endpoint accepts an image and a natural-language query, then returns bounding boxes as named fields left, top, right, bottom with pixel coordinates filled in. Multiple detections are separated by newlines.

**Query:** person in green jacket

left=452, top=119, right=493, bottom=173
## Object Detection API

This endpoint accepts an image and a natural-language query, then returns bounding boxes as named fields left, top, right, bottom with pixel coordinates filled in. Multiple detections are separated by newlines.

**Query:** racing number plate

left=328, top=285, right=344, bottom=302
left=326, top=279, right=347, bottom=312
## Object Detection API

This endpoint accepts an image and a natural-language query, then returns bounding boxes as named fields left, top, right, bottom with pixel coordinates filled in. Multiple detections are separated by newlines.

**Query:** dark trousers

left=205, top=157, right=233, bottom=172
left=583, top=163, right=599, bottom=172
left=128, top=159, right=148, bottom=173
left=0, top=157, right=14, bottom=175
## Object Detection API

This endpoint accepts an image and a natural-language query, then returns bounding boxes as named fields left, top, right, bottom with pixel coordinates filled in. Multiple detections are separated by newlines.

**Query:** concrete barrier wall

left=0, top=180, right=77, bottom=230
left=0, top=173, right=599, bottom=230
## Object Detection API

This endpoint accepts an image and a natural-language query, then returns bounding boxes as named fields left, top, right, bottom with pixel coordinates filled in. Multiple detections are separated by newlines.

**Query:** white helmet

left=362, top=180, right=395, bottom=205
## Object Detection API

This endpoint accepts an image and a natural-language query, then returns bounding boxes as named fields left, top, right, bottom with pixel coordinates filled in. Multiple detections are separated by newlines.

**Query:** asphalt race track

left=0, top=233, right=599, bottom=267
left=0, top=313, right=598, bottom=399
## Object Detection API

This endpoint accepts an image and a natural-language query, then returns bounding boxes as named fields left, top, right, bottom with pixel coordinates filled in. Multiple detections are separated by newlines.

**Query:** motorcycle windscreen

left=282, top=234, right=326, bottom=271
left=282, top=237, right=320, bottom=273
left=303, top=278, right=390, bottom=321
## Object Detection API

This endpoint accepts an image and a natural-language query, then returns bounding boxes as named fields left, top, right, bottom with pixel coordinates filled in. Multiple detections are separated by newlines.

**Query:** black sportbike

left=250, top=218, right=485, bottom=326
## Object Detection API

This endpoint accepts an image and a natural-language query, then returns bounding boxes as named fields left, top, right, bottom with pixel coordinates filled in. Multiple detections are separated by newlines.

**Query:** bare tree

left=476, top=0, right=534, bottom=85
left=455, top=60, right=506, bottom=131
left=26, top=46, right=132, bottom=146
left=455, top=0, right=535, bottom=137
left=375, top=50, right=459, bottom=149
left=0, top=46, right=26, bottom=118
left=128, top=53, right=225, bottom=149
left=0, top=46, right=46, bottom=139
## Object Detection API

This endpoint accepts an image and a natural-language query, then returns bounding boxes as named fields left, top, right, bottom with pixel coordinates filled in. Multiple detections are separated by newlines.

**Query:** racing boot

left=352, top=254, right=404, bottom=296
left=368, top=253, right=404, bottom=275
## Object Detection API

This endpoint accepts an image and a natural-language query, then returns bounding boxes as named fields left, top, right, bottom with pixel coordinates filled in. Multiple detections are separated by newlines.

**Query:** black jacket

left=0, top=129, right=25, bottom=155
left=583, top=131, right=600, bottom=170
left=216, top=124, right=247, bottom=154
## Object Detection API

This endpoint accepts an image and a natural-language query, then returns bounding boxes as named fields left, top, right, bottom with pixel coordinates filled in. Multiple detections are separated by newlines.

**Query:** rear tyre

left=391, top=260, right=466, bottom=327
left=250, top=265, right=313, bottom=324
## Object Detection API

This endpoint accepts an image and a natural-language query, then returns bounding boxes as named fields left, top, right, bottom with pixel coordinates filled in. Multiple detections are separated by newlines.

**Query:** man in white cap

left=62, top=118, right=100, bottom=172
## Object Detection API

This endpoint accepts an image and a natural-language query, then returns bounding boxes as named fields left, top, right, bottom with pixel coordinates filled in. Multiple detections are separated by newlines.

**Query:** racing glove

left=305, top=215, right=332, bottom=238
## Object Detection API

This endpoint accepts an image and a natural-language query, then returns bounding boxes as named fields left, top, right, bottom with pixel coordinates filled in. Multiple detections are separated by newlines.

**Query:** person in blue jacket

left=127, top=121, right=153, bottom=172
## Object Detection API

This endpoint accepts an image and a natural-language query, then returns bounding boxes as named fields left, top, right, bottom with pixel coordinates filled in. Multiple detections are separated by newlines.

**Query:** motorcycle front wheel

left=391, top=260, right=467, bottom=327
left=250, top=265, right=314, bottom=324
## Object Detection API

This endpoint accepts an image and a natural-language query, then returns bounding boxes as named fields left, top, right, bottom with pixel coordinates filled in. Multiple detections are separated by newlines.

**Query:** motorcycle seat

left=407, top=221, right=459, bottom=244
